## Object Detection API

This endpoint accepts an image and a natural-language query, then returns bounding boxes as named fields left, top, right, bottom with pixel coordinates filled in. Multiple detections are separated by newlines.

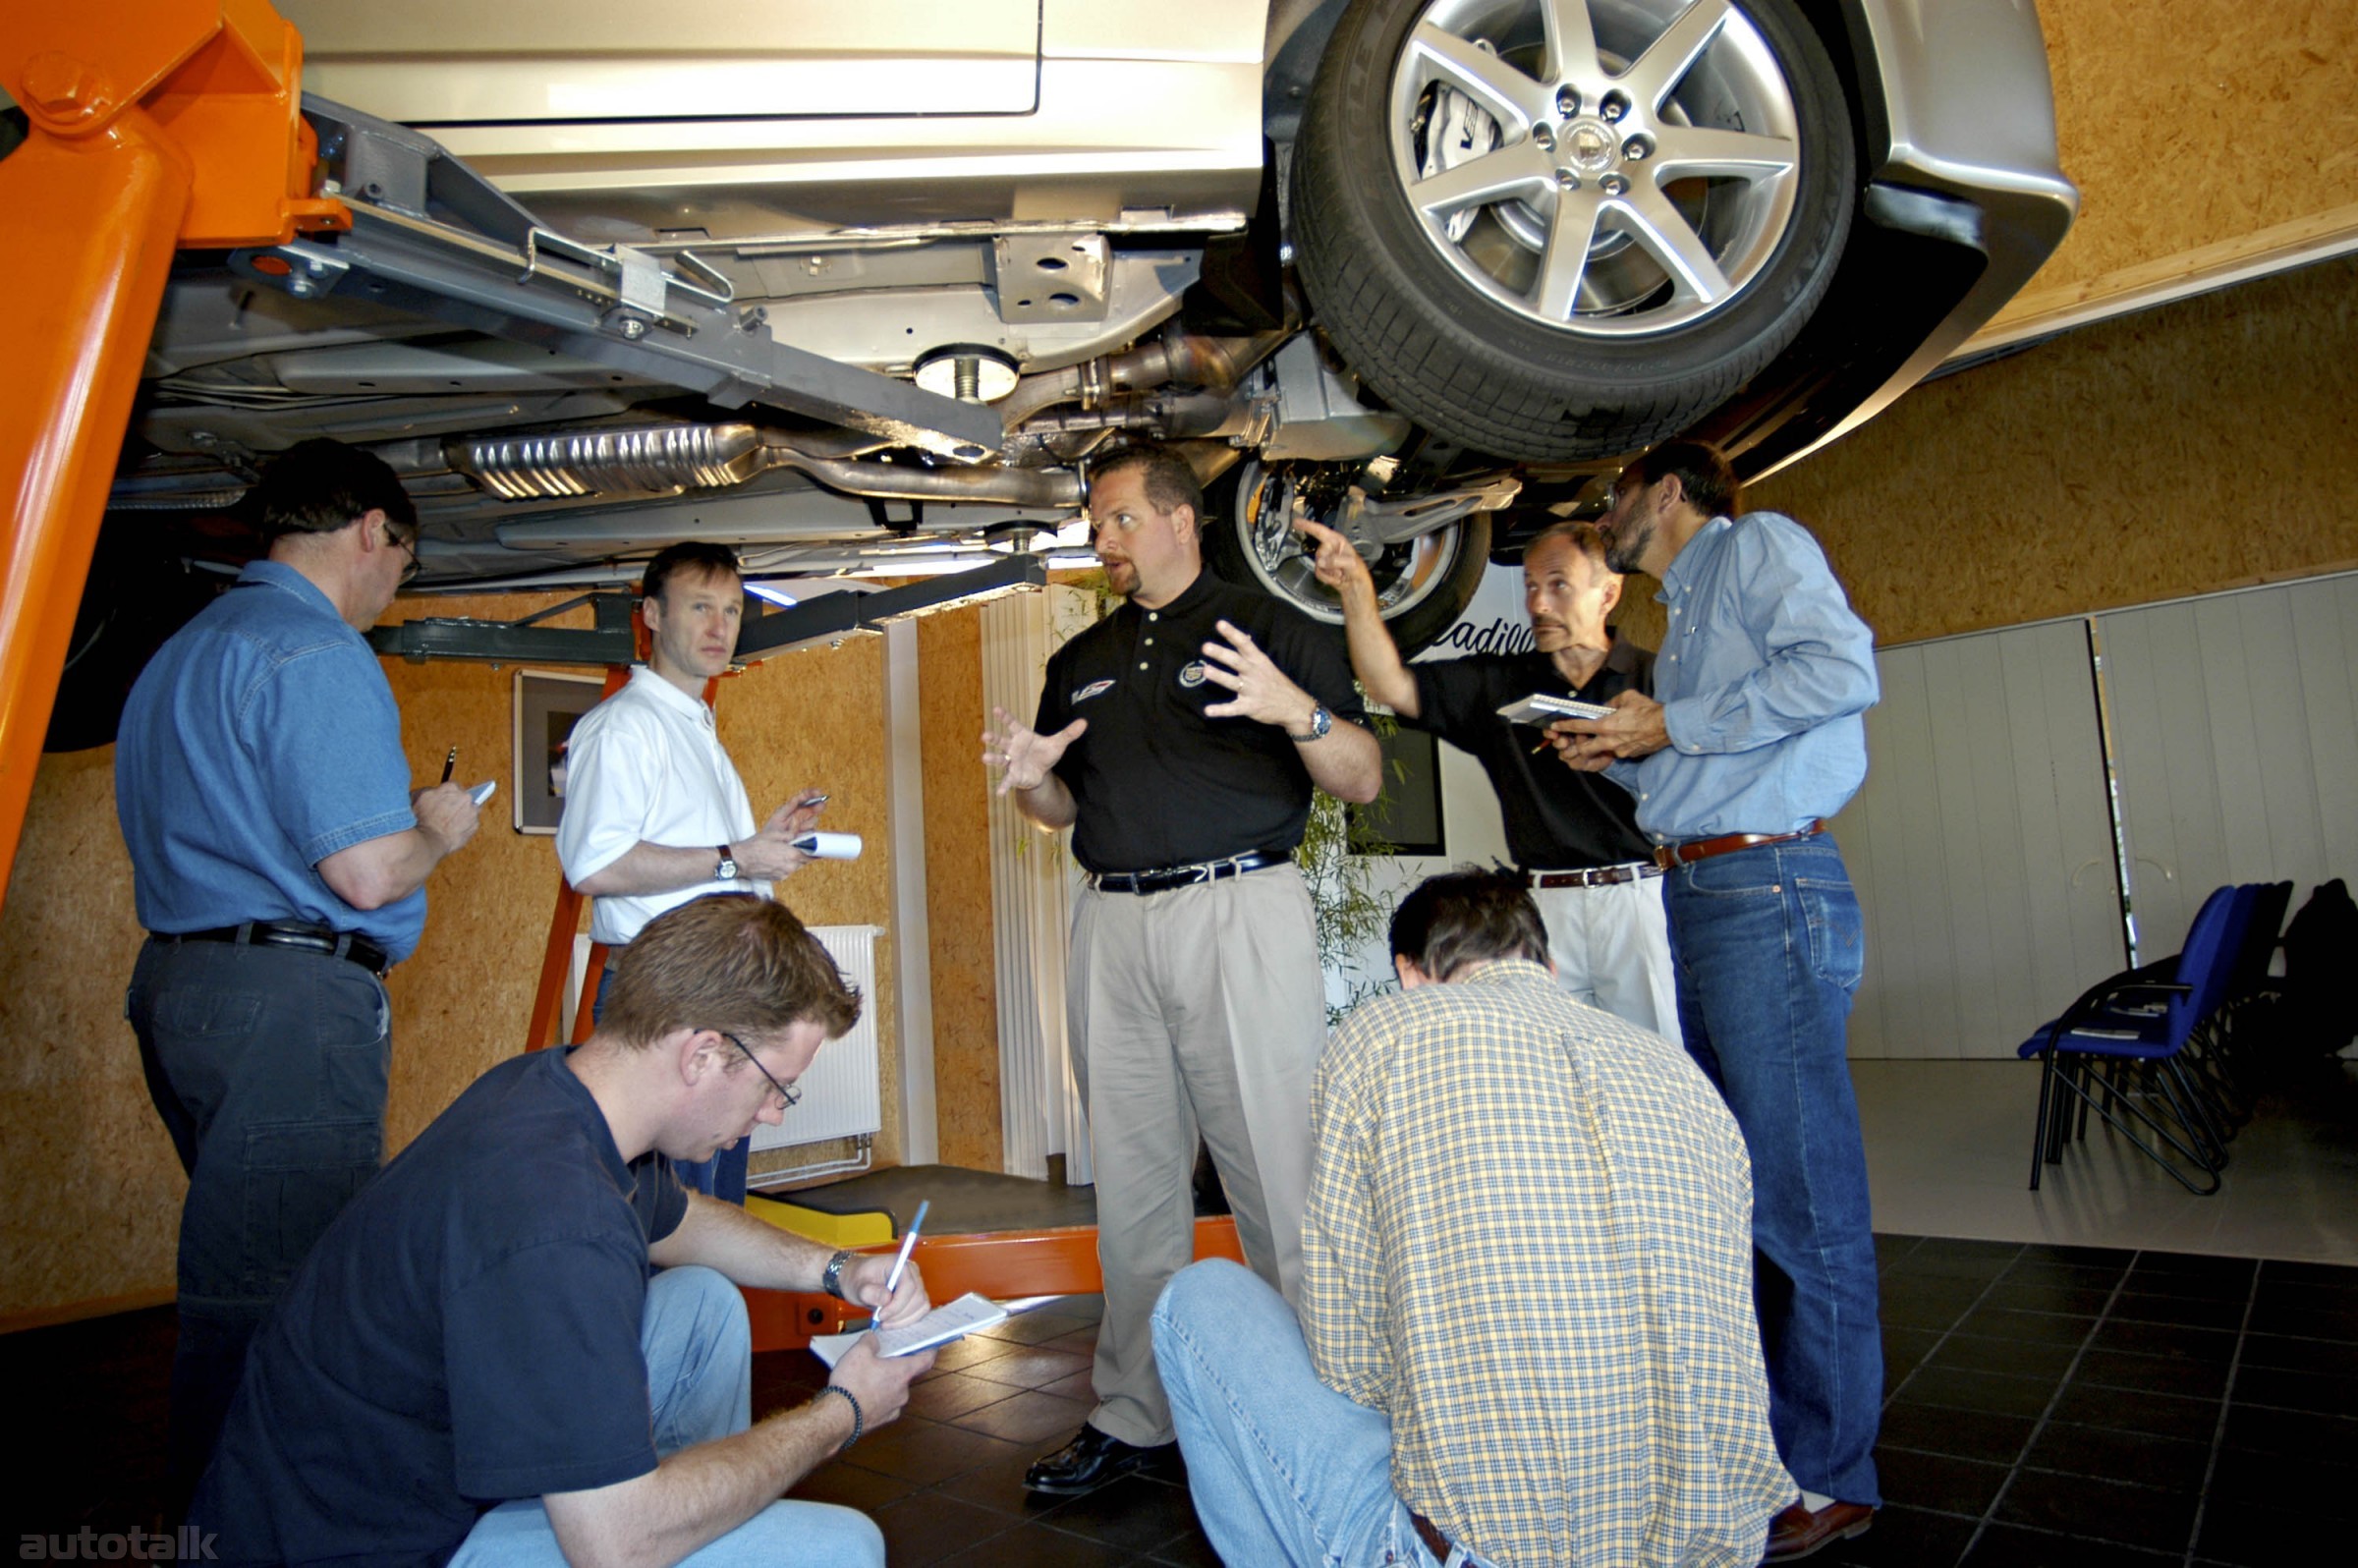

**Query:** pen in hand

left=874, top=1199, right=928, bottom=1324
left=440, top=747, right=457, bottom=784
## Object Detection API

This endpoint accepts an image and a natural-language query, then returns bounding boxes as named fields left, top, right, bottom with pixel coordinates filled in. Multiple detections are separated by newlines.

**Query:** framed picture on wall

left=1349, top=725, right=1445, bottom=857
left=513, top=670, right=607, bottom=834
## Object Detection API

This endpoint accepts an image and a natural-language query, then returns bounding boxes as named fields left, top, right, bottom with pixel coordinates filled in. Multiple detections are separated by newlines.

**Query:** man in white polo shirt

left=558, top=541, right=826, bottom=1201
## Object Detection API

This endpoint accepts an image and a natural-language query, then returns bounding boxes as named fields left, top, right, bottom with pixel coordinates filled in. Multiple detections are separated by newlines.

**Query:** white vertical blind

left=981, top=588, right=1093, bottom=1182
left=2098, top=573, right=2358, bottom=961
left=1832, top=617, right=2121, bottom=1058
left=1832, top=570, right=2358, bottom=1058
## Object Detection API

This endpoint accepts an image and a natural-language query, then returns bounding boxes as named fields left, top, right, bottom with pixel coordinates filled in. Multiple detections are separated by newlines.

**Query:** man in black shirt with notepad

left=1301, top=518, right=1679, bottom=1043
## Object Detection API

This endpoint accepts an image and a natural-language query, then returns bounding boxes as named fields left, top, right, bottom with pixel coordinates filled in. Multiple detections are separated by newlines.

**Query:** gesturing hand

left=1200, top=619, right=1316, bottom=730
left=982, top=705, right=1086, bottom=794
left=1294, top=518, right=1374, bottom=595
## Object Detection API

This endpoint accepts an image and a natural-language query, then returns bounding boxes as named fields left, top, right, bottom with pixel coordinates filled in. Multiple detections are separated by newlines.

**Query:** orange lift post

left=0, top=0, right=345, bottom=910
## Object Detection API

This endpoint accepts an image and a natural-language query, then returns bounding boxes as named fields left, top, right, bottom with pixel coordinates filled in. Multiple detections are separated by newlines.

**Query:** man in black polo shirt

left=1301, top=518, right=1678, bottom=1042
left=982, top=442, right=1380, bottom=1494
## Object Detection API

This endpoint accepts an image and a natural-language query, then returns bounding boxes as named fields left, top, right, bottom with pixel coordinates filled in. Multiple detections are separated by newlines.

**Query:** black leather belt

left=153, top=921, right=391, bottom=977
left=1086, top=848, right=1290, bottom=895
left=1408, top=1510, right=1454, bottom=1563
left=1529, top=860, right=1663, bottom=889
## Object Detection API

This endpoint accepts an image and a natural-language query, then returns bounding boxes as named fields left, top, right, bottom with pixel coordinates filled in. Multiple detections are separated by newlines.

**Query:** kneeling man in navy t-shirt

left=194, top=895, right=932, bottom=1568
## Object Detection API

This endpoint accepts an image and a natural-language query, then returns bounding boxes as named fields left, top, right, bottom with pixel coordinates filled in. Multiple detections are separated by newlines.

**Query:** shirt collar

left=238, top=558, right=344, bottom=621
left=627, top=663, right=715, bottom=723
left=1449, top=957, right=1558, bottom=990
left=1601, top=629, right=1645, bottom=678
left=1129, top=567, right=1215, bottom=620
left=550, top=1046, right=640, bottom=1194
left=1655, top=514, right=1735, bottom=601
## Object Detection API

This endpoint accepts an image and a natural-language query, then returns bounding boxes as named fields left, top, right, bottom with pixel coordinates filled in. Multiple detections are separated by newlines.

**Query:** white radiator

left=751, top=924, right=883, bottom=1151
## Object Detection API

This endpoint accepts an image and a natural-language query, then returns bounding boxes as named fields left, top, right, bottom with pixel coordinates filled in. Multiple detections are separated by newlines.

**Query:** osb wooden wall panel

left=1989, top=0, right=2358, bottom=326
left=0, top=749, right=173, bottom=1322
left=0, top=592, right=900, bottom=1320
left=705, top=632, right=903, bottom=1178
left=917, top=605, right=1002, bottom=1173
left=1752, top=255, right=2358, bottom=647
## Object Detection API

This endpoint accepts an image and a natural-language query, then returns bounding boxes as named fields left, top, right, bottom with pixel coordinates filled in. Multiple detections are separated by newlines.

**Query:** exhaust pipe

left=447, top=424, right=1081, bottom=509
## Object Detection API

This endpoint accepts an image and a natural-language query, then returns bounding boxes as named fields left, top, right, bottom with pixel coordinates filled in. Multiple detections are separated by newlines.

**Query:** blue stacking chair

left=2020, top=883, right=2249, bottom=1195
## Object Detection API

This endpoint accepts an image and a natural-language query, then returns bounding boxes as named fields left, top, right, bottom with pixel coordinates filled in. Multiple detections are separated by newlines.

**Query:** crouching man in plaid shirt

left=1151, top=870, right=1793, bottom=1567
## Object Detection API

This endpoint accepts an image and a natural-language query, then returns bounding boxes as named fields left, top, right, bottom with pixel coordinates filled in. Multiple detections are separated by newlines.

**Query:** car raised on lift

left=83, top=0, right=2073, bottom=684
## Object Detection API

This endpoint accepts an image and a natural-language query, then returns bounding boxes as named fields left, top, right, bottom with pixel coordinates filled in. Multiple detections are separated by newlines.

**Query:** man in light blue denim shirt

left=116, top=439, right=482, bottom=1515
left=1558, top=440, right=1882, bottom=1564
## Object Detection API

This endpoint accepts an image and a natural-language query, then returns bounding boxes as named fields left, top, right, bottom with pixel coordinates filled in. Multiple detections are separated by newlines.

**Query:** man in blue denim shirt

left=116, top=439, right=483, bottom=1513
left=1558, top=440, right=1882, bottom=1563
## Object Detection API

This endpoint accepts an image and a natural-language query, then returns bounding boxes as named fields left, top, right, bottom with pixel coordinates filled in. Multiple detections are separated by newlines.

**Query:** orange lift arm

left=0, top=0, right=344, bottom=909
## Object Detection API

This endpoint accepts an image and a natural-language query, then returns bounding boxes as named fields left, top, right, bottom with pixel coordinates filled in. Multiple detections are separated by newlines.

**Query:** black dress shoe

left=1023, top=1425, right=1174, bottom=1495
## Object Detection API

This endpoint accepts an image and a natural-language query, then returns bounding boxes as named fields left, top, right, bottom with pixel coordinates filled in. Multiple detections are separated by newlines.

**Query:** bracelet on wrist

left=819, top=1382, right=864, bottom=1451
left=820, top=1248, right=856, bottom=1301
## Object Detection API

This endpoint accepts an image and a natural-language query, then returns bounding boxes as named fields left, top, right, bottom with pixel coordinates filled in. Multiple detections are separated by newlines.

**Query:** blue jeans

left=451, top=1266, right=883, bottom=1567
left=1664, top=835, right=1881, bottom=1506
left=128, top=937, right=391, bottom=1515
left=594, top=963, right=748, bottom=1203
left=1152, top=1260, right=1484, bottom=1568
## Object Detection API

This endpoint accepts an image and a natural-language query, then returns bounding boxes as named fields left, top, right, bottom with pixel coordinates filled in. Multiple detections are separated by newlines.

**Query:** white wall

left=1320, top=562, right=1524, bottom=1008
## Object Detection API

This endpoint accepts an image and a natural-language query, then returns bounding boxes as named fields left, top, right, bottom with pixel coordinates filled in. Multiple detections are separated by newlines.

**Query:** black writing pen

left=440, top=747, right=457, bottom=784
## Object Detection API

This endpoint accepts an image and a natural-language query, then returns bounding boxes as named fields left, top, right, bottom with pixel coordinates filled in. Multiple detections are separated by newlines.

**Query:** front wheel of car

left=1292, top=0, right=1856, bottom=463
left=1206, top=462, right=1492, bottom=656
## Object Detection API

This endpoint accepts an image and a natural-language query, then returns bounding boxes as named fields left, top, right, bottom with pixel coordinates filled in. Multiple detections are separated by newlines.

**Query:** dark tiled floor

left=12, top=1237, right=2358, bottom=1565
left=759, top=1293, right=1221, bottom=1566
left=1853, top=1235, right=2358, bottom=1567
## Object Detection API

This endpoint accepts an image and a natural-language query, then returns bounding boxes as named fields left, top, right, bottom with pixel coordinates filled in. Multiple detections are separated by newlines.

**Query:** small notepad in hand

left=809, top=1292, right=1011, bottom=1367
left=1495, top=693, right=1615, bottom=727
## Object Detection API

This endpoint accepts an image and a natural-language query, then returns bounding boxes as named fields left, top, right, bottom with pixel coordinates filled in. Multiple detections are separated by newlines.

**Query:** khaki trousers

left=1530, top=872, right=1683, bottom=1047
left=1066, top=863, right=1324, bottom=1446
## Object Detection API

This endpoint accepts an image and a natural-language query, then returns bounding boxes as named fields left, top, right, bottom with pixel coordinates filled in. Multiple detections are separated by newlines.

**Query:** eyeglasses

left=385, top=521, right=421, bottom=586
left=719, top=1031, right=802, bottom=1111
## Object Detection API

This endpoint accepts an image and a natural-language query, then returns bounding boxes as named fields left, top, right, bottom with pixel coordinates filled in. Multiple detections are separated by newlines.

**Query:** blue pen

left=875, top=1200, right=927, bottom=1324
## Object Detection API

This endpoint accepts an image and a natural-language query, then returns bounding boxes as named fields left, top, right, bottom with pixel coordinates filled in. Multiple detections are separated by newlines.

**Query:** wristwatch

left=714, top=845, right=740, bottom=881
left=820, top=1248, right=856, bottom=1301
left=1286, top=703, right=1333, bottom=744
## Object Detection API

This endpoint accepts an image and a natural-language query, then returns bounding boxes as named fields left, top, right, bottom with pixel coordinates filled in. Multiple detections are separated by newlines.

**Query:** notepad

left=1495, top=693, right=1614, bottom=727
left=809, top=1292, right=1012, bottom=1367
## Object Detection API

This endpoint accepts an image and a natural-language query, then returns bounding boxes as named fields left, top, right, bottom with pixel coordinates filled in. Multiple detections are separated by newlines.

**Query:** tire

left=1292, top=0, right=1856, bottom=462
left=1206, top=462, right=1491, bottom=656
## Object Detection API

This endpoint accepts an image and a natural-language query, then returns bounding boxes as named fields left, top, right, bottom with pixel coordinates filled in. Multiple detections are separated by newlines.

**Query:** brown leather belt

left=1654, top=820, right=1825, bottom=871
left=1530, top=860, right=1663, bottom=889
left=1408, top=1511, right=1453, bottom=1563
